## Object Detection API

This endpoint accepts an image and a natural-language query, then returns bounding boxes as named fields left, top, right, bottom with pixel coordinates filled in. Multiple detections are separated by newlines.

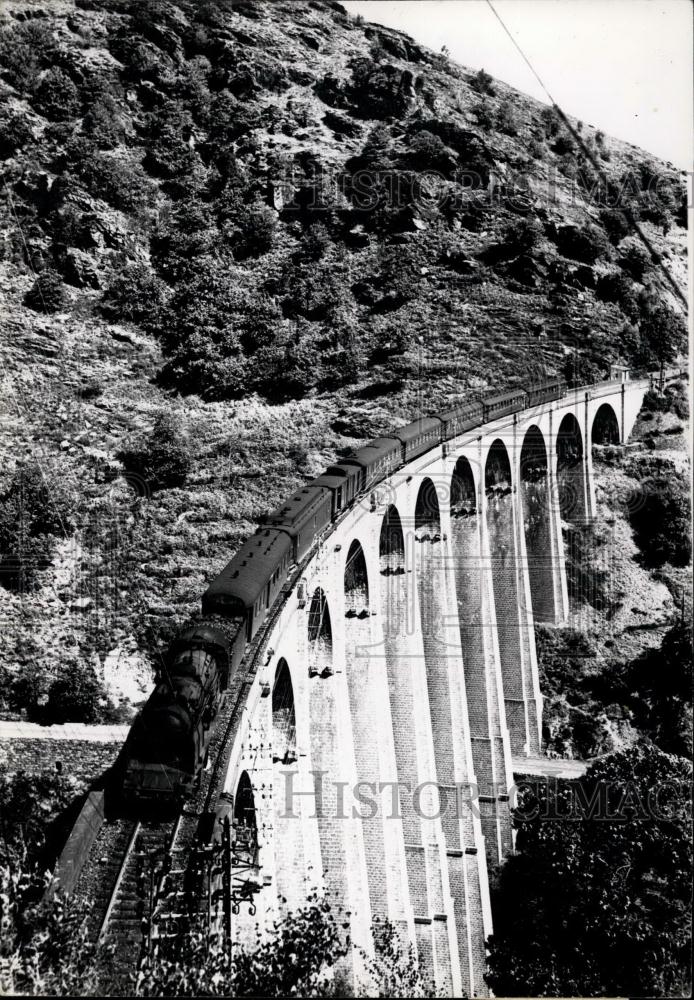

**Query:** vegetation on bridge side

left=537, top=379, right=691, bottom=760
left=486, top=743, right=692, bottom=998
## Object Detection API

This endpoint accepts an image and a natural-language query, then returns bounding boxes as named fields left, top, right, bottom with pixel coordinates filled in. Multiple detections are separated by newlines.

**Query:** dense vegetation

left=537, top=381, right=691, bottom=760
left=487, top=744, right=692, bottom=997
left=0, top=0, right=686, bottom=410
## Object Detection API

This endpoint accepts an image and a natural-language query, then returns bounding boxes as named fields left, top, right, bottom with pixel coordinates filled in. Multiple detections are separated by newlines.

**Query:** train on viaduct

left=55, top=369, right=648, bottom=996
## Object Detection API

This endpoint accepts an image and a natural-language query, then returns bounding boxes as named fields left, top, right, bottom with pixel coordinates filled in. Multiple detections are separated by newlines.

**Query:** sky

left=342, top=1, right=693, bottom=171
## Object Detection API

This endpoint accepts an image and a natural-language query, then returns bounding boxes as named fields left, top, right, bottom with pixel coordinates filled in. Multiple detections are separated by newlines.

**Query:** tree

left=554, top=223, right=610, bottom=264
left=600, top=207, right=630, bottom=244
left=0, top=110, right=33, bottom=158
left=627, top=462, right=690, bottom=568
left=118, top=411, right=193, bottom=492
left=156, top=258, right=283, bottom=399
left=43, top=662, right=103, bottom=725
left=0, top=461, right=75, bottom=592
left=621, top=623, right=693, bottom=758
left=24, top=270, right=66, bottom=314
left=136, top=893, right=348, bottom=997
left=32, top=68, right=81, bottom=121
left=470, top=68, right=495, bottom=96
left=231, top=202, right=278, bottom=259
left=619, top=236, right=653, bottom=281
left=101, top=261, right=166, bottom=325
left=639, top=296, right=687, bottom=384
left=487, top=744, right=692, bottom=998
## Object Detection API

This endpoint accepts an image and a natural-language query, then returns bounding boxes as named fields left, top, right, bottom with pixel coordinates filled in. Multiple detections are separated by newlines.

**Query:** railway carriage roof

left=344, top=437, right=401, bottom=466
left=393, top=418, right=442, bottom=443
left=311, top=473, right=350, bottom=491
left=204, top=529, right=292, bottom=608
left=261, top=486, right=331, bottom=533
left=437, top=398, right=484, bottom=422
left=485, top=388, right=526, bottom=404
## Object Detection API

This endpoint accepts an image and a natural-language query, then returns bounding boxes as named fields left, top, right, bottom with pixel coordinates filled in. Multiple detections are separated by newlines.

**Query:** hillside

left=0, top=0, right=688, bottom=723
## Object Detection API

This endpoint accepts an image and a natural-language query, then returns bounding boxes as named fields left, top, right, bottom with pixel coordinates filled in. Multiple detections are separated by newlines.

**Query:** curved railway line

left=67, top=372, right=670, bottom=984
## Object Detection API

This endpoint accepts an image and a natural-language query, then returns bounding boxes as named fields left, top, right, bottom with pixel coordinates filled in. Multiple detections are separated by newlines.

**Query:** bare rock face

left=61, top=249, right=102, bottom=289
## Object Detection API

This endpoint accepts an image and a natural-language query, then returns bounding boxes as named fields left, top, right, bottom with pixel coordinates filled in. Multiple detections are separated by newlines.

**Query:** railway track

left=91, top=818, right=177, bottom=989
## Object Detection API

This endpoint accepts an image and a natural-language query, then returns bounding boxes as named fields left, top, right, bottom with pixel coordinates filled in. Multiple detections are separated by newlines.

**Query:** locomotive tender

left=122, top=378, right=567, bottom=803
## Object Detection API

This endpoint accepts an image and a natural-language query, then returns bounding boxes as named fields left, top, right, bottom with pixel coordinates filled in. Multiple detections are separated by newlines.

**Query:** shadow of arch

left=308, top=588, right=333, bottom=678
left=485, top=439, right=512, bottom=493
left=592, top=402, right=620, bottom=445
left=415, top=477, right=440, bottom=535
left=556, top=413, right=585, bottom=524
left=485, top=437, right=531, bottom=754
left=520, top=426, right=547, bottom=481
left=272, top=659, right=296, bottom=764
left=520, top=426, right=554, bottom=623
left=451, top=456, right=476, bottom=518
left=234, top=771, right=257, bottom=830
left=344, top=539, right=369, bottom=615
left=380, top=504, right=405, bottom=574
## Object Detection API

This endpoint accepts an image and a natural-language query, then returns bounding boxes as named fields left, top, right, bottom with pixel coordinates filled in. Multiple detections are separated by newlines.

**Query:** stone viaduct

left=50, top=375, right=649, bottom=995
left=212, top=377, right=647, bottom=996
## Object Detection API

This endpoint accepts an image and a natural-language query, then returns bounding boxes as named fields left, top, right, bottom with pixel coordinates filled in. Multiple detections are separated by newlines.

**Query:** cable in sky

left=485, top=0, right=687, bottom=309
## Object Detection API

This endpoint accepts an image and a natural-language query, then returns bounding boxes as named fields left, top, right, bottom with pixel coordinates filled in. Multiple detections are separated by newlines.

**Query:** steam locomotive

left=122, top=377, right=567, bottom=803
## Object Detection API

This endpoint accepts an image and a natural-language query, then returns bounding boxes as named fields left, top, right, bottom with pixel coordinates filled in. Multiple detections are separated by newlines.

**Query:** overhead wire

left=485, top=0, right=687, bottom=309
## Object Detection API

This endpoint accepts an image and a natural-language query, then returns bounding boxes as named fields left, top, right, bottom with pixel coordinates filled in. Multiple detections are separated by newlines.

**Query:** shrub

left=0, top=858, right=101, bottom=995
left=552, top=131, right=575, bottom=156
left=595, top=270, right=637, bottom=318
left=157, top=259, right=283, bottom=398
left=0, top=111, right=33, bottom=158
left=540, top=105, right=560, bottom=138
left=142, top=107, right=196, bottom=179
left=32, top=68, right=81, bottom=121
left=554, top=223, right=610, bottom=263
left=118, top=411, right=193, bottom=492
left=252, top=324, right=322, bottom=401
left=101, top=261, right=166, bottom=324
left=618, top=237, right=652, bottom=281
left=83, top=96, right=125, bottom=149
left=88, top=154, right=156, bottom=214
left=473, top=98, right=494, bottom=130
left=599, top=207, right=630, bottom=244
left=628, top=464, right=691, bottom=567
left=138, top=892, right=348, bottom=997
left=24, top=269, right=66, bottom=313
left=470, top=68, right=495, bottom=95
left=150, top=202, right=218, bottom=282
left=0, top=21, right=56, bottom=94
left=505, top=217, right=543, bottom=253
left=299, top=222, right=331, bottom=261
left=495, top=99, right=519, bottom=136
left=63, top=138, right=156, bottom=215
left=43, top=662, right=103, bottom=725
left=406, top=129, right=456, bottom=174
left=230, top=202, right=278, bottom=259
